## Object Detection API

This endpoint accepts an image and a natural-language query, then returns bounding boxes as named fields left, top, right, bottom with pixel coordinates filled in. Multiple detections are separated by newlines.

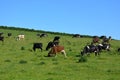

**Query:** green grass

left=0, top=28, right=120, bottom=80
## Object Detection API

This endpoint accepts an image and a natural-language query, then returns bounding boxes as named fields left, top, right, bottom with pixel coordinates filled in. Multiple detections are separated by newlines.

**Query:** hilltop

left=0, top=25, right=120, bottom=80
left=0, top=26, right=99, bottom=38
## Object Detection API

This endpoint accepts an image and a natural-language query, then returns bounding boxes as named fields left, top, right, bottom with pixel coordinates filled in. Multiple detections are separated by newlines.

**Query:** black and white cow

left=97, top=43, right=110, bottom=51
left=81, top=43, right=100, bottom=56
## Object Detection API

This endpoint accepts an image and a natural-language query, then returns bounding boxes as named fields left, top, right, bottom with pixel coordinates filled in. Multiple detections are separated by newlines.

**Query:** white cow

left=16, top=35, right=25, bottom=40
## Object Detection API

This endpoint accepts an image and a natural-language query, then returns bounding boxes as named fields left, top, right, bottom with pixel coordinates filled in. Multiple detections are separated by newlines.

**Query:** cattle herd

left=0, top=32, right=120, bottom=58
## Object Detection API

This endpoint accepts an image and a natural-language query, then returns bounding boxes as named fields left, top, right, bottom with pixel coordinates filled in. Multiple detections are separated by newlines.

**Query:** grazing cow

left=33, top=43, right=43, bottom=51
left=102, top=36, right=111, bottom=44
left=8, top=33, right=12, bottom=37
left=81, top=43, right=100, bottom=56
left=37, top=33, right=48, bottom=38
left=40, top=33, right=48, bottom=38
left=46, top=42, right=67, bottom=57
left=17, top=34, right=25, bottom=40
left=98, top=43, right=110, bottom=51
left=53, top=36, right=60, bottom=41
left=0, top=36, right=4, bottom=42
left=92, top=36, right=99, bottom=43
left=72, top=34, right=80, bottom=38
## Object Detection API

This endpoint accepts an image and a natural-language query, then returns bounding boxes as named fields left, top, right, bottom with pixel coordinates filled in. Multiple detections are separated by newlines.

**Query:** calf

left=33, top=43, right=43, bottom=51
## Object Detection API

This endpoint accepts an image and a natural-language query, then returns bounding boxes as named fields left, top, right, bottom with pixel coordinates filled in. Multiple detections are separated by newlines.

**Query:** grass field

left=0, top=28, right=120, bottom=80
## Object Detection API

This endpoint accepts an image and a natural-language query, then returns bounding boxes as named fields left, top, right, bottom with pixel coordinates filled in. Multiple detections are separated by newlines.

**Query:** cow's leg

left=39, top=47, right=42, bottom=52
left=95, top=52, right=97, bottom=56
left=33, top=47, right=36, bottom=51
left=81, top=51, right=84, bottom=56
left=61, top=50, right=67, bottom=58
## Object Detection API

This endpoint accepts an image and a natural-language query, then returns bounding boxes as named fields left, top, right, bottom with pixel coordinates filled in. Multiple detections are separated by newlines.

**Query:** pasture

left=0, top=28, right=120, bottom=80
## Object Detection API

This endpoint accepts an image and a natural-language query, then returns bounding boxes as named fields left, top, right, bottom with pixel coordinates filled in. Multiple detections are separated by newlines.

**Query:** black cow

left=53, top=36, right=60, bottom=41
left=8, top=33, right=12, bottom=37
left=37, top=33, right=48, bottom=38
left=40, top=33, right=48, bottom=38
left=53, top=36, right=60, bottom=45
left=33, top=43, right=43, bottom=51
left=72, top=34, right=80, bottom=38
left=46, top=41, right=55, bottom=51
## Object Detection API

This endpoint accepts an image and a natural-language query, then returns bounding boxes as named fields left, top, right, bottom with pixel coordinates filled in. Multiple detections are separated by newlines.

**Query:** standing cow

left=33, top=43, right=43, bottom=51
left=16, top=34, right=25, bottom=40
left=8, top=33, right=12, bottom=37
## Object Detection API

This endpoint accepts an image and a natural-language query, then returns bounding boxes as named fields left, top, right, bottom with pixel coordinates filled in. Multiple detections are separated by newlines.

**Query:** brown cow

left=46, top=41, right=67, bottom=58
left=48, top=45, right=67, bottom=58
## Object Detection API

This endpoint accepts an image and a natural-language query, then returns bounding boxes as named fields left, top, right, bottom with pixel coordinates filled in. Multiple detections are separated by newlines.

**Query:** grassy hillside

left=0, top=27, right=120, bottom=80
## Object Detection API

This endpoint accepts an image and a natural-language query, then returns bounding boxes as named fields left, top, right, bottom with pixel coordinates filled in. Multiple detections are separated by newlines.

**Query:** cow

left=53, top=36, right=60, bottom=41
left=33, top=43, right=43, bottom=51
left=81, top=43, right=100, bottom=56
left=46, top=41, right=55, bottom=51
left=40, top=33, right=48, bottom=38
left=8, top=33, right=12, bottom=37
left=37, top=33, right=48, bottom=38
left=72, top=34, right=80, bottom=38
left=16, top=34, right=25, bottom=40
left=53, top=36, right=60, bottom=45
left=97, top=43, right=110, bottom=51
left=92, top=36, right=100, bottom=43
left=101, top=36, right=111, bottom=44
left=46, top=41, right=67, bottom=58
